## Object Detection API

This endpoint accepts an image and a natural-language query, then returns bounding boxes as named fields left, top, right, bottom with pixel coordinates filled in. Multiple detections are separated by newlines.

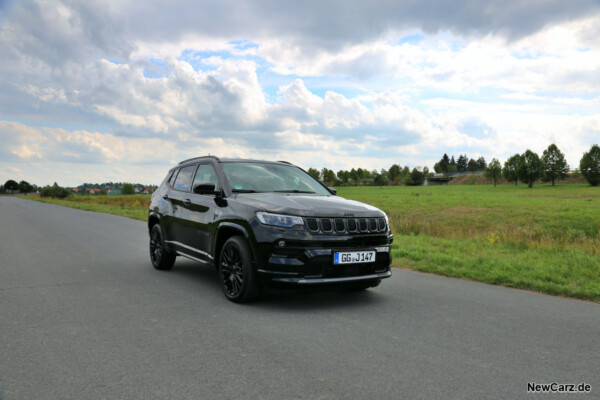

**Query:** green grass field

left=336, top=184, right=600, bottom=301
left=22, top=194, right=151, bottom=221
left=22, top=184, right=600, bottom=301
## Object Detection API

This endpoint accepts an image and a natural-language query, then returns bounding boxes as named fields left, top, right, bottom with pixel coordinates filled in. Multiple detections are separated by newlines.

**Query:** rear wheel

left=149, top=224, right=176, bottom=270
left=219, top=236, right=260, bottom=303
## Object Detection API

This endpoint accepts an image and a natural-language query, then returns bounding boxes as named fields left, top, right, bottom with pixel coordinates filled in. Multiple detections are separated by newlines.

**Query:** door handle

left=183, top=199, right=191, bottom=206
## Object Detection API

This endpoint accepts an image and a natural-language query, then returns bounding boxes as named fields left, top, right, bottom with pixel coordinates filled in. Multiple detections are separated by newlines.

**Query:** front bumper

left=259, top=270, right=392, bottom=285
left=253, top=226, right=393, bottom=287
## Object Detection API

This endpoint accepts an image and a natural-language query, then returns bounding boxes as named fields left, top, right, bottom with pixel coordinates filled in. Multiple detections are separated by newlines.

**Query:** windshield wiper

left=273, top=190, right=316, bottom=194
left=232, top=189, right=258, bottom=193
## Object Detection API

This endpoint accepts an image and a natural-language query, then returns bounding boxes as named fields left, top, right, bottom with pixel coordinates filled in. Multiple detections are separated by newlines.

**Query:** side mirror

left=328, top=187, right=337, bottom=195
left=193, top=182, right=217, bottom=195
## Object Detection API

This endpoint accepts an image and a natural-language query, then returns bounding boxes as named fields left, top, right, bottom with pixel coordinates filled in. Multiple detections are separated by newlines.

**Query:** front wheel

left=149, top=224, right=176, bottom=270
left=219, top=236, right=260, bottom=303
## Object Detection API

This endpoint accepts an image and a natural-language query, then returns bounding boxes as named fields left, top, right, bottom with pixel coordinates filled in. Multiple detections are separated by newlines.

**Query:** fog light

left=278, top=240, right=285, bottom=247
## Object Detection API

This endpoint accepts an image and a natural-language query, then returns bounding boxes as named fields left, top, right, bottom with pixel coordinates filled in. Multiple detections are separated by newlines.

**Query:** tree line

left=307, top=165, right=431, bottom=187
left=484, top=144, right=600, bottom=187
left=3, top=144, right=599, bottom=195
left=305, top=143, right=600, bottom=188
left=1, top=180, right=152, bottom=198
left=434, top=154, right=487, bottom=173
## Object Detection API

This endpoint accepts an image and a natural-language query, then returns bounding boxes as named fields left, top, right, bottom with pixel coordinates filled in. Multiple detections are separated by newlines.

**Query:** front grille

left=304, top=216, right=386, bottom=235
left=369, top=218, right=377, bottom=231
left=347, top=218, right=357, bottom=232
left=306, top=218, right=318, bottom=232
left=321, top=218, right=333, bottom=232
left=358, top=218, right=367, bottom=232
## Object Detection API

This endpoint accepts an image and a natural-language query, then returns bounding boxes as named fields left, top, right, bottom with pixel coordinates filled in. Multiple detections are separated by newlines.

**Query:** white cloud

left=0, top=0, right=599, bottom=185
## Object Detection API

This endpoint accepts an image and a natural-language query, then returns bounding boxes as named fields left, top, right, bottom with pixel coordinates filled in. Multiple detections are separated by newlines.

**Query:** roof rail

left=277, top=160, right=293, bottom=165
left=178, top=155, right=220, bottom=165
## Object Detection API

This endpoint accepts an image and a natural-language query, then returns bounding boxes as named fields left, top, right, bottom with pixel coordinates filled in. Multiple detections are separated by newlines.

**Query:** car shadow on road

left=167, top=259, right=389, bottom=311
left=256, top=287, right=387, bottom=311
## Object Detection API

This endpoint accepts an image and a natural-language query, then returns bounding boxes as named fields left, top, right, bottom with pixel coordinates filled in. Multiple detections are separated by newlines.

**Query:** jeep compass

left=148, top=156, right=393, bottom=302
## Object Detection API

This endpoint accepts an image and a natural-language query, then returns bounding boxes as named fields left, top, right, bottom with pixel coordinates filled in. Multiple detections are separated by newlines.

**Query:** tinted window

left=168, top=170, right=178, bottom=186
left=192, top=164, right=219, bottom=188
left=221, top=162, right=330, bottom=194
left=173, top=165, right=196, bottom=191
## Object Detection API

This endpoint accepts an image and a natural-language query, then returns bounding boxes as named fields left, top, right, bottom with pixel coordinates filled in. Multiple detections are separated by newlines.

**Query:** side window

left=192, top=164, right=219, bottom=188
left=172, top=165, right=196, bottom=191
left=168, top=170, right=178, bottom=187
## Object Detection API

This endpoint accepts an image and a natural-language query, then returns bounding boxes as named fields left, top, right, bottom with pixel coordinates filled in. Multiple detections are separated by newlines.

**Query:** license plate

left=334, top=251, right=376, bottom=265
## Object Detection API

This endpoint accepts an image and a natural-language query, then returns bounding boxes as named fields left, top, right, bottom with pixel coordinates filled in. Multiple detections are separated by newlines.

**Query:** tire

left=149, top=224, right=176, bottom=270
left=219, top=236, right=261, bottom=303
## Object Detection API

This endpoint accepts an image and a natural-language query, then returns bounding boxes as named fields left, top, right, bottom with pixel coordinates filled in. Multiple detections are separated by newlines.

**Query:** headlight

left=256, top=212, right=303, bottom=227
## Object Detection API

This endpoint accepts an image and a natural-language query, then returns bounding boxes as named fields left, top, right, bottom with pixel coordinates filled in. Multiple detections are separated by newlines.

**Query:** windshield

left=221, top=162, right=331, bottom=195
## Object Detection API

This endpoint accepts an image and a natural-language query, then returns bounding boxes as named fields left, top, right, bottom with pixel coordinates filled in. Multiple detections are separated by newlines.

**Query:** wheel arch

left=214, top=222, right=258, bottom=269
left=148, top=211, right=161, bottom=233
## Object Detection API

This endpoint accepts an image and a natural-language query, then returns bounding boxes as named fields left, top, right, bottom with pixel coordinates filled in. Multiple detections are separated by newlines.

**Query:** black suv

left=148, top=156, right=393, bottom=302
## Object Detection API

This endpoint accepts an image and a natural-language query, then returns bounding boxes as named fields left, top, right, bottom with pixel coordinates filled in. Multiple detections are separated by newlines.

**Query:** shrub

left=40, top=184, right=70, bottom=198
left=121, top=183, right=135, bottom=195
left=580, top=144, right=600, bottom=186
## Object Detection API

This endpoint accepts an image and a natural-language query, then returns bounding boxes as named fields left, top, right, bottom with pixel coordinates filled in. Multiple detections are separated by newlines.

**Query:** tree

left=457, top=154, right=468, bottom=172
left=321, top=168, right=336, bottom=186
left=4, top=179, right=18, bottom=193
left=407, top=168, right=425, bottom=186
left=518, top=150, right=543, bottom=188
left=401, top=166, right=410, bottom=178
left=387, top=164, right=401, bottom=184
left=476, top=156, right=487, bottom=171
left=121, top=183, right=135, bottom=195
left=307, top=168, right=321, bottom=181
left=423, top=166, right=431, bottom=178
left=580, top=144, right=600, bottom=186
left=18, top=180, right=33, bottom=195
left=503, top=154, right=522, bottom=186
left=440, top=154, right=450, bottom=173
left=349, top=168, right=359, bottom=185
left=373, top=171, right=387, bottom=186
left=541, top=144, right=569, bottom=186
left=484, top=158, right=502, bottom=187
left=337, top=170, right=349, bottom=185
left=449, top=156, right=456, bottom=168
left=467, top=158, right=477, bottom=172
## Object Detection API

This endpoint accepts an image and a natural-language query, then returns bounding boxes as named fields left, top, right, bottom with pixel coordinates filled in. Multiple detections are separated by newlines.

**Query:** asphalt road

left=1, top=196, right=599, bottom=400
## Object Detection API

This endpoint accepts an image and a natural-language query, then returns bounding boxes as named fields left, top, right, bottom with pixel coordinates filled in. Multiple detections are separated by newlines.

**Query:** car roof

left=175, top=156, right=295, bottom=168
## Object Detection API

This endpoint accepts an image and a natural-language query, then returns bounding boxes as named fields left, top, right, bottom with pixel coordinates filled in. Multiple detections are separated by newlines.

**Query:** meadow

left=337, top=184, right=600, bottom=301
left=23, top=184, right=600, bottom=301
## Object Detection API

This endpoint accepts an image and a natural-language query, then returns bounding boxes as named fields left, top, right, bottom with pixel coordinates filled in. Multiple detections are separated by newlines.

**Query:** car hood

left=233, top=193, right=385, bottom=217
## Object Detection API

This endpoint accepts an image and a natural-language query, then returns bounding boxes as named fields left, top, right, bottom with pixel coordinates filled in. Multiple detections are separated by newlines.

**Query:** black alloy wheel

left=149, top=224, right=176, bottom=270
left=219, top=236, right=260, bottom=303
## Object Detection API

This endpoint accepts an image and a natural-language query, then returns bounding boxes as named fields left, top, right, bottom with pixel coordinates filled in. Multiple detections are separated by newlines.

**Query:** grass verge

left=20, top=194, right=150, bottom=221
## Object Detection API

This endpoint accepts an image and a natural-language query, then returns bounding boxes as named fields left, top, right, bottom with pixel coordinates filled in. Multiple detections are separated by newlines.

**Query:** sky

left=0, top=0, right=599, bottom=186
